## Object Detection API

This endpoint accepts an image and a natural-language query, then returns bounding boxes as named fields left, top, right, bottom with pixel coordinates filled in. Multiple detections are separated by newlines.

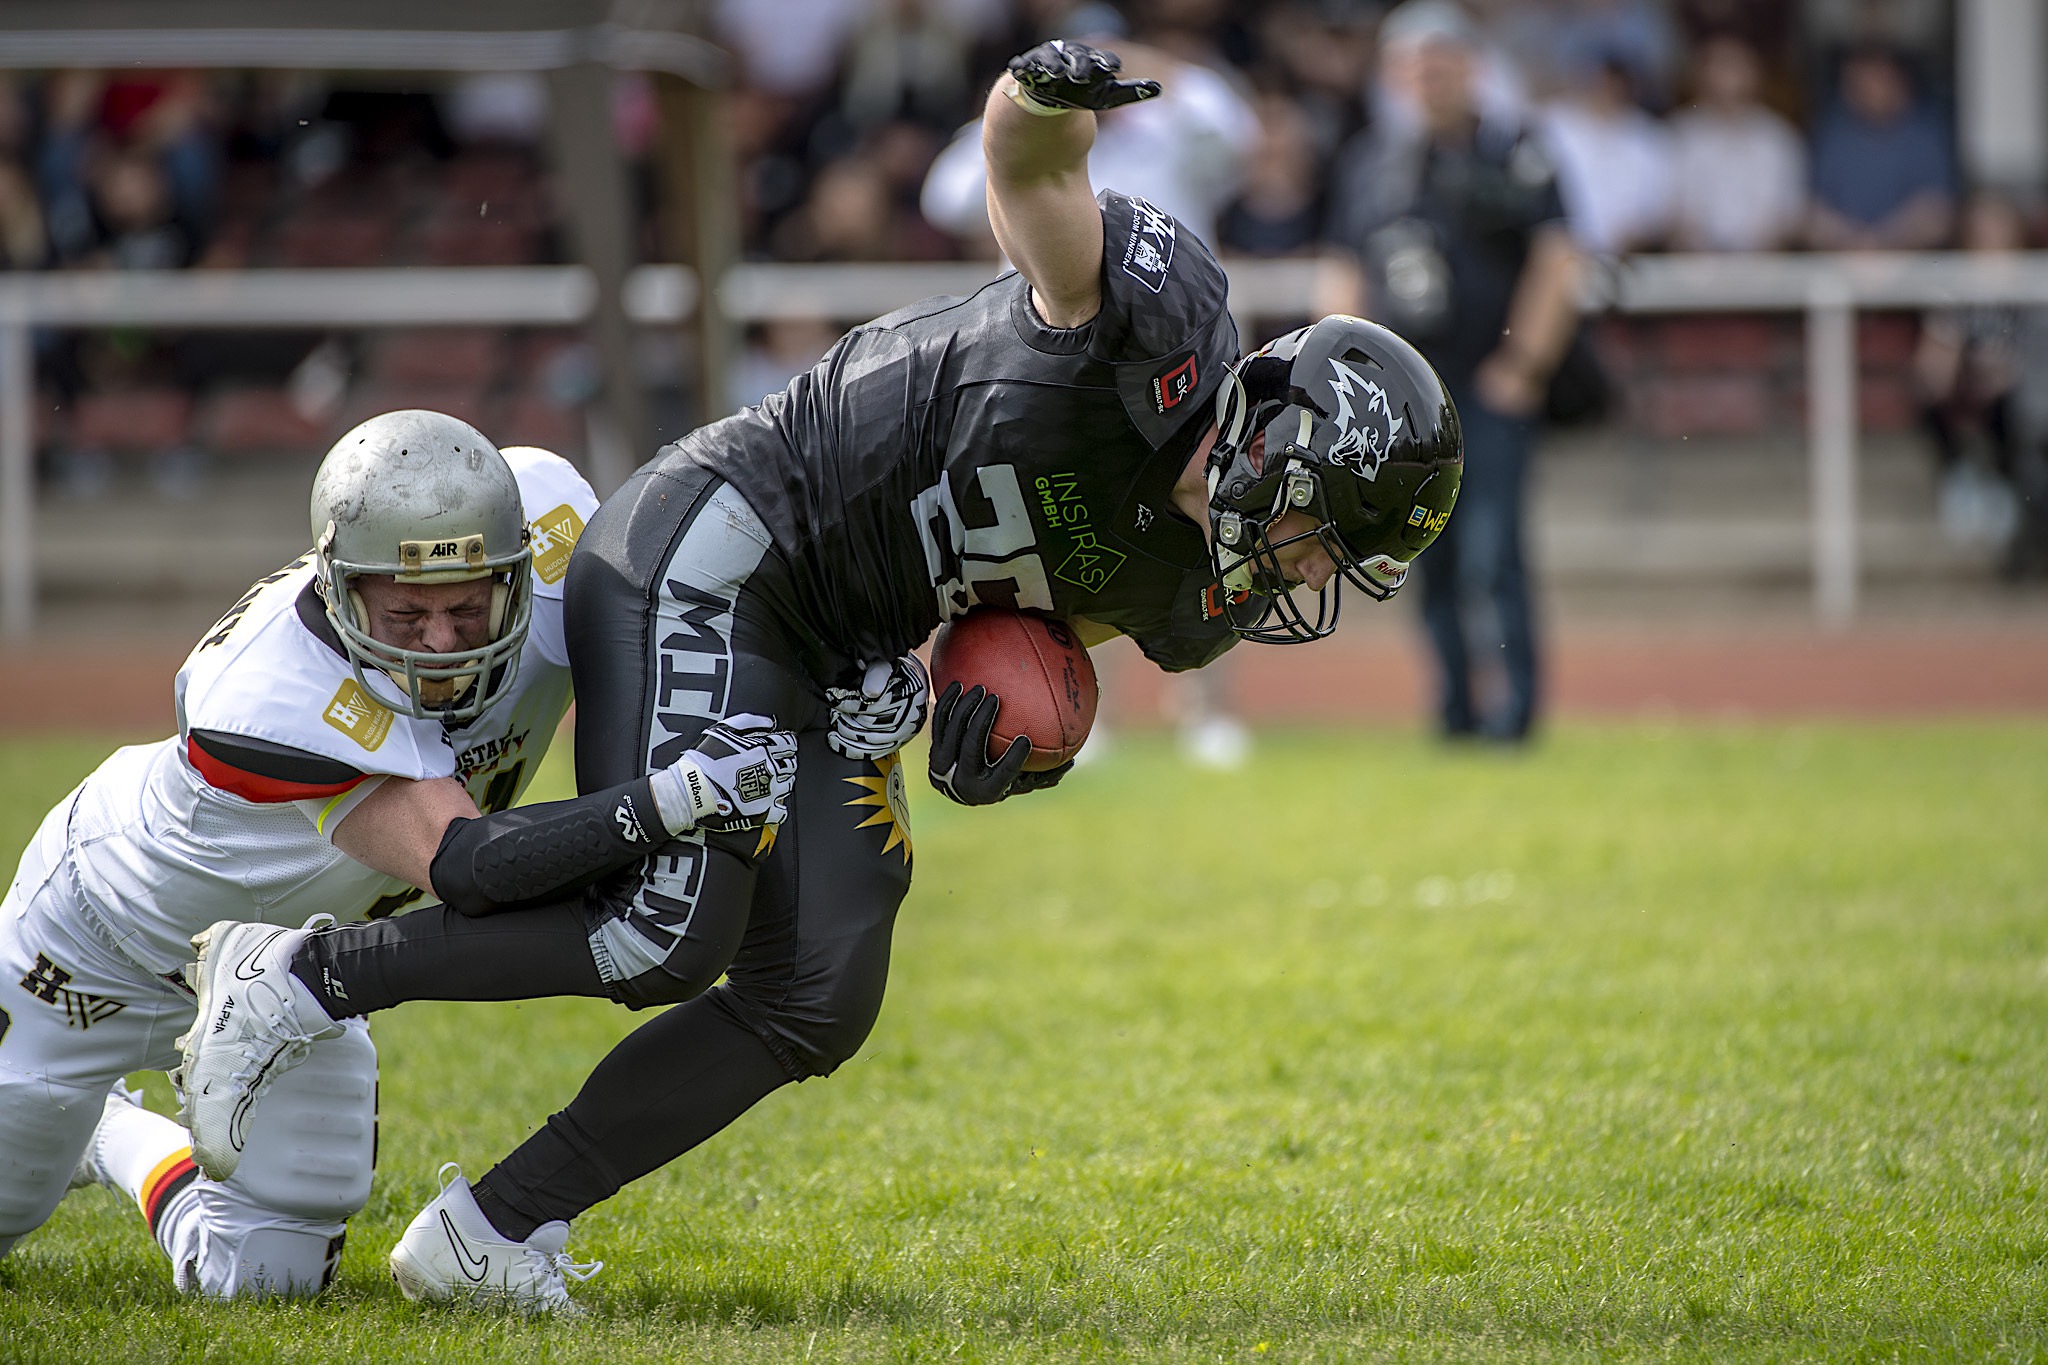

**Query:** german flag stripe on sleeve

left=186, top=729, right=366, bottom=804
left=140, top=1148, right=200, bottom=1236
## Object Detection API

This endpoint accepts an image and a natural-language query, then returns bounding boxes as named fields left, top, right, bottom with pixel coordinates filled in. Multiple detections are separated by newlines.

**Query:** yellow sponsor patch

left=323, top=679, right=394, bottom=751
left=530, top=503, right=586, bottom=585
left=1407, top=505, right=1451, bottom=535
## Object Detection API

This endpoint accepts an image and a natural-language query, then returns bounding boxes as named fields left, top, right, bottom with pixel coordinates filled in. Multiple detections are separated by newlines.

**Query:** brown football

left=929, top=609, right=1098, bottom=770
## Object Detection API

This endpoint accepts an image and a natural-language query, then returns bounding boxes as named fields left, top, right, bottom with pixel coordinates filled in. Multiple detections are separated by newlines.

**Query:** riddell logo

left=1151, top=355, right=1198, bottom=414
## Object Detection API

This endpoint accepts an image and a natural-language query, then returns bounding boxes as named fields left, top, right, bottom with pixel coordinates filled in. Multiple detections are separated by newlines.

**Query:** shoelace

left=229, top=1031, right=316, bottom=1084
left=518, top=1246, right=603, bottom=1311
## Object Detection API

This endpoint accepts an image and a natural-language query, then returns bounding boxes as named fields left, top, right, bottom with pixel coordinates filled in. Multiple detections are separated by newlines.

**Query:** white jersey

left=41, top=446, right=597, bottom=977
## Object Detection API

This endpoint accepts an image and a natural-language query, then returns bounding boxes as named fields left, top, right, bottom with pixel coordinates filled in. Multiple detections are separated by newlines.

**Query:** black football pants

left=303, top=462, right=915, bottom=1234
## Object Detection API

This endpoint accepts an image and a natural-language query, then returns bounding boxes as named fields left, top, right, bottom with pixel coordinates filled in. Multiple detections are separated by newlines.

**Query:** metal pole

left=1806, top=277, right=1858, bottom=627
left=0, top=314, right=33, bottom=640
left=547, top=62, right=648, bottom=496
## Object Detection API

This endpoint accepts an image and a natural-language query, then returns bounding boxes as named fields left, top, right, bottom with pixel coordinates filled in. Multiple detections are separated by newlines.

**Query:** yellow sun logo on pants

left=842, top=752, right=912, bottom=862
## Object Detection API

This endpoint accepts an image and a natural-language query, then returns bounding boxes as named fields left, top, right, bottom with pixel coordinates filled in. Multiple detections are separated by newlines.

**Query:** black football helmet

left=1204, top=314, right=1463, bottom=643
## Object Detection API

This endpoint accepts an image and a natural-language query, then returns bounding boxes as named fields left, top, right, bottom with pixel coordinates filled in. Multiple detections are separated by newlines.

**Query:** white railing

left=2, top=251, right=2038, bottom=639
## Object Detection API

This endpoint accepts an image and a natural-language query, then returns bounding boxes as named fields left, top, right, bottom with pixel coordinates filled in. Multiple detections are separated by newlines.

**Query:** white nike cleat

left=389, top=1164, right=602, bottom=1316
left=173, top=916, right=341, bottom=1181
left=68, top=1080, right=145, bottom=1191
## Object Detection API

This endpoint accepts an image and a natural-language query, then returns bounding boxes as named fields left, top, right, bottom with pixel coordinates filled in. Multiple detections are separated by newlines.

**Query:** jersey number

left=479, top=759, right=527, bottom=815
left=911, top=464, right=1053, bottom=620
left=199, top=555, right=312, bottom=650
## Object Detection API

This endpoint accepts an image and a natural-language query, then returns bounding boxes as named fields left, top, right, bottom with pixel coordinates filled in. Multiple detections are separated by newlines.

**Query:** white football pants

left=0, top=836, right=376, bottom=1296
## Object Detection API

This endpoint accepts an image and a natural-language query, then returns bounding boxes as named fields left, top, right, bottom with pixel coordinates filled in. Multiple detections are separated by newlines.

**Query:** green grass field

left=2, top=721, right=2045, bottom=1363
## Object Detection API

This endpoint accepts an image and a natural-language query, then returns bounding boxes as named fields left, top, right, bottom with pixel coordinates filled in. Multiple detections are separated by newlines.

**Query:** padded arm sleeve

left=428, top=775, right=665, bottom=918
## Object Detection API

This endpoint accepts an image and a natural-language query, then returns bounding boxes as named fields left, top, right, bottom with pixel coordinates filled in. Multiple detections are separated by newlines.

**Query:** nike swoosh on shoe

left=232, top=928, right=288, bottom=982
left=441, top=1211, right=491, bottom=1281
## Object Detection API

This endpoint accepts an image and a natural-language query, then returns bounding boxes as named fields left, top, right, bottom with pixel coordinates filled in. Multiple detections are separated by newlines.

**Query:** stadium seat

left=494, top=393, right=585, bottom=457
left=1655, top=315, right=1796, bottom=372
left=1857, top=312, right=1920, bottom=368
left=71, top=389, right=194, bottom=453
left=200, top=387, right=336, bottom=458
left=410, top=217, right=542, bottom=266
left=342, top=382, right=492, bottom=430
left=371, top=328, right=508, bottom=388
left=273, top=215, right=397, bottom=268
left=1635, top=373, right=1771, bottom=439
left=441, top=150, right=543, bottom=210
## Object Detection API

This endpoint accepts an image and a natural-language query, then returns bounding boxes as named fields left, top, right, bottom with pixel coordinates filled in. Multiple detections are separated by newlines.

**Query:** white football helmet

left=309, top=410, right=533, bottom=722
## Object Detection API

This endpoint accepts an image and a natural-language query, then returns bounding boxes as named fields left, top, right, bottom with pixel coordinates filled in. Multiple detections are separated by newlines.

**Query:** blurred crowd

left=713, top=0, right=1967, bottom=268
left=0, top=0, right=2033, bottom=546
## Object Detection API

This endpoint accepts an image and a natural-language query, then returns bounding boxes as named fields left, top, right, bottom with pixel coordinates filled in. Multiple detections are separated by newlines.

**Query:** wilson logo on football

left=323, top=679, right=395, bottom=751
left=530, top=503, right=586, bottom=585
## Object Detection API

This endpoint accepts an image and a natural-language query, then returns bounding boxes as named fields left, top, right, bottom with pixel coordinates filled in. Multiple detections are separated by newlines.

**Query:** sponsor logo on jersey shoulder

left=324, top=679, right=395, bottom=751
left=1151, top=354, right=1198, bottom=414
left=530, top=502, right=586, bottom=584
left=1200, top=583, right=1253, bottom=621
left=1121, top=197, right=1176, bottom=293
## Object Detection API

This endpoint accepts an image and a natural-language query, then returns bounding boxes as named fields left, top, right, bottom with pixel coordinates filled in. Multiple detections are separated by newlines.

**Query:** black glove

left=1007, top=41, right=1161, bottom=113
left=1009, top=759, right=1074, bottom=796
left=927, top=681, right=1036, bottom=806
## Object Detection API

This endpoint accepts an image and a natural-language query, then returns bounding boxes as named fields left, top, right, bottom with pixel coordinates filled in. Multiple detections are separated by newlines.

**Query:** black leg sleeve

left=473, top=991, right=789, bottom=1237
left=290, top=904, right=607, bottom=1019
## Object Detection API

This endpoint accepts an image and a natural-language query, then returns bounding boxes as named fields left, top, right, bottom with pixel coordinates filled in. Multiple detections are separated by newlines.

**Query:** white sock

left=94, top=1096, right=188, bottom=1202
left=92, top=1096, right=203, bottom=1251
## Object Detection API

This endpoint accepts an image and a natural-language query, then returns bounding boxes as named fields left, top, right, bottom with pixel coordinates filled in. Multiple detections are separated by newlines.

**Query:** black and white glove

left=926, top=682, right=1073, bottom=806
left=825, top=655, right=930, bottom=760
left=648, top=713, right=798, bottom=834
left=1006, top=40, right=1161, bottom=115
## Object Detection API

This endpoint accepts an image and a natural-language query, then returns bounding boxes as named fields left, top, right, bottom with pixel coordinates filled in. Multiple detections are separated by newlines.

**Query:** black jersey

left=671, top=191, right=1243, bottom=674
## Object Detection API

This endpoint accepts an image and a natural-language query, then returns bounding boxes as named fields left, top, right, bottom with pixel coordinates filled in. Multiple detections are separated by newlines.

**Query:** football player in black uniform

left=179, top=40, right=1464, bottom=1311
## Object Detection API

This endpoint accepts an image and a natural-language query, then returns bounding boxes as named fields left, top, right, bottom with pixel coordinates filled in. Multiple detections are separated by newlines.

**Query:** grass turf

left=1, top=722, right=2044, bottom=1362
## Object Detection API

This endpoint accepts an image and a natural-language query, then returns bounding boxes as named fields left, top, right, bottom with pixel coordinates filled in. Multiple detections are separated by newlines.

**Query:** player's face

left=1180, top=425, right=1338, bottom=590
left=352, top=575, right=495, bottom=703
left=1263, top=510, right=1339, bottom=591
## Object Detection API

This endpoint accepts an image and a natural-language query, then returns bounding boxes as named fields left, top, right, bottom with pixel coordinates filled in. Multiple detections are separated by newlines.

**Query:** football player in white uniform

left=0, top=409, right=796, bottom=1298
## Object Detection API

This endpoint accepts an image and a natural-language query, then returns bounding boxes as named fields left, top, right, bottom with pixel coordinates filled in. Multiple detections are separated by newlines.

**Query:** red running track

left=4, top=621, right=2045, bottom=737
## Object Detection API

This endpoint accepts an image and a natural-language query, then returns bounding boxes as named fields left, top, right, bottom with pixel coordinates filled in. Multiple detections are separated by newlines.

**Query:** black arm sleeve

left=428, top=775, right=667, bottom=918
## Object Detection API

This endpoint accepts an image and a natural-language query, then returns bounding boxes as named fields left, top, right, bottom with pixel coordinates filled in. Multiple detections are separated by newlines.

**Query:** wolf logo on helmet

left=1324, top=358, right=1405, bottom=482
left=1201, top=314, right=1464, bottom=643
